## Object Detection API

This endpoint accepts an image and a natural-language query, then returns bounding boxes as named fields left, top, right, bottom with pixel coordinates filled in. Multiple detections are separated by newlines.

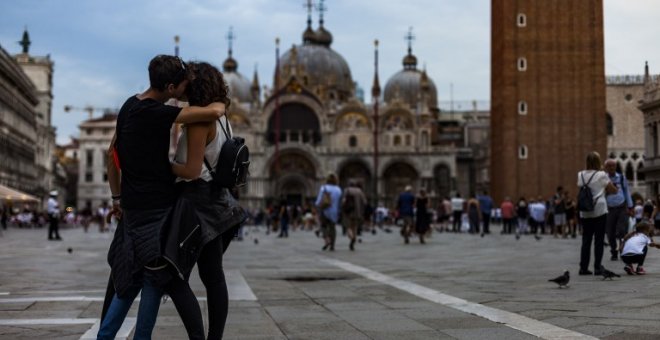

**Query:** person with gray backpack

left=577, top=152, right=617, bottom=276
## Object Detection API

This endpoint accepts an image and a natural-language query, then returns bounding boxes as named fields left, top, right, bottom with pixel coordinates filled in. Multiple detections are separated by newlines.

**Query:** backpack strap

left=218, top=116, right=231, bottom=139
left=583, top=171, right=603, bottom=201
left=202, top=118, right=230, bottom=174
left=203, top=158, right=214, bottom=173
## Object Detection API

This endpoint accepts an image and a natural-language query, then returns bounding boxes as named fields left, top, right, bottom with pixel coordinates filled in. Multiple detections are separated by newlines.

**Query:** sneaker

left=636, top=266, right=646, bottom=275
left=610, top=254, right=618, bottom=261
left=624, top=265, right=636, bottom=275
left=578, top=269, right=593, bottom=275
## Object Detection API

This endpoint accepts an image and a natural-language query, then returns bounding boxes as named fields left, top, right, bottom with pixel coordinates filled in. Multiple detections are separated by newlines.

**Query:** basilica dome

left=277, top=22, right=353, bottom=101
left=223, top=56, right=252, bottom=104
left=383, top=50, right=438, bottom=109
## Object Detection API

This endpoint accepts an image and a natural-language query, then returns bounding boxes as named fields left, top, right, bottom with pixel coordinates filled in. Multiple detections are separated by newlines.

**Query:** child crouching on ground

left=620, top=221, right=660, bottom=275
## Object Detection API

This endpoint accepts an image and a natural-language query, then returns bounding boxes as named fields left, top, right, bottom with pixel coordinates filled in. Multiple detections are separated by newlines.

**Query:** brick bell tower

left=490, top=0, right=607, bottom=204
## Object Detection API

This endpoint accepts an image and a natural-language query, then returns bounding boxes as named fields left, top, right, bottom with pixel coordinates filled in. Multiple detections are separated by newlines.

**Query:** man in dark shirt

left=397, top=185, right=416, bottom=244
left=98, top=55, right=225, bottom=339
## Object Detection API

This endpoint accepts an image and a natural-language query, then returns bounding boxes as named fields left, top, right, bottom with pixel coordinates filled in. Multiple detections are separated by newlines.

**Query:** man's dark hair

left=148, top=55, right=190, bottom=91
left=185, top=61, right=231, bottom=107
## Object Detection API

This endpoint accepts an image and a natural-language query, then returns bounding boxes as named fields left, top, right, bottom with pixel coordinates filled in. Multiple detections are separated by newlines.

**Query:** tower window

left=518, top=101, right=528, bottom=115
left=606, top=113, right=613, bottom=136
left=349, top=135, right=357, bottom=147
left=518, top=145, right=528, bottom=159
left=517, top=57, right=527, bottom=71
left=517, top=13, right=527, bottom=27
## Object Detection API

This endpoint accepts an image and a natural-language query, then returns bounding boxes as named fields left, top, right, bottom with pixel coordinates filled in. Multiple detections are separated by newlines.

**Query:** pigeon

left=601, top=267, right=620, bottom=280
left=67, top=247, right=73, bottom=254
left=254, top=238, right=259, bottom=245
left=534, top=235, right=542, bottom=241
left=548, top=270, right=570, bottom=288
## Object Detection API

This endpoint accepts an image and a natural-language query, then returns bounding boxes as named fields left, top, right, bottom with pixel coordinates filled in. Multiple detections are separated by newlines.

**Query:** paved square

left=1, top=224, right=660, bottom=339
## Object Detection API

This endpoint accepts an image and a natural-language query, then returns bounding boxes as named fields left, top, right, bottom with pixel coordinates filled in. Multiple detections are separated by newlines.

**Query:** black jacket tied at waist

left=107, top=206, right=172, bottom=298
left=161, top=180, right=248, bottom=280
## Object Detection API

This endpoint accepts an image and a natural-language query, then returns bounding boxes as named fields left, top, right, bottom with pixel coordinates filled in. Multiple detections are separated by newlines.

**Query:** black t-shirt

left=115, top=96, right=181, bottom=210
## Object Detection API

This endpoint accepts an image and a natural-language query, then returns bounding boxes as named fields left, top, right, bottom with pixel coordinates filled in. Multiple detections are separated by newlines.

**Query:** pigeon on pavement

left=601, top=267, right=621, bottom=280
left=548, top=270, right=570, bottom=288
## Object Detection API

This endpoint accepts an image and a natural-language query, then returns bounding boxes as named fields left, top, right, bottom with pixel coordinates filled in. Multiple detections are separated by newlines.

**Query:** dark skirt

left=416, top=210, right=430, bottom=234
left=161, top=180, right=248, bottom=280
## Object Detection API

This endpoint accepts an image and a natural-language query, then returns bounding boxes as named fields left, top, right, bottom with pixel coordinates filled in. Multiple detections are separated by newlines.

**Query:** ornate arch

left=382, top=160, right=419, bottom=201
left=433, top=163, right=452, bottom=198
left=267, top=148, right=320, bottom=178
left=266, top=102, right=322, bottom=144
left=335, top=111, right=372, bottom=131
left=267, top=149, right=320, bottom=202
left=381, top=107, right=414, bottom=131
left=337, top=158, right=373, bottom=195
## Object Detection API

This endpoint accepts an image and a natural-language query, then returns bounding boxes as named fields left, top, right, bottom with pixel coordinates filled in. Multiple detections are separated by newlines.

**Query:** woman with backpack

left=315, top=173, right=342, bottom=251
left=577, top=151, right=617, bottom=276
left=163, top=62, right=248, bottom=339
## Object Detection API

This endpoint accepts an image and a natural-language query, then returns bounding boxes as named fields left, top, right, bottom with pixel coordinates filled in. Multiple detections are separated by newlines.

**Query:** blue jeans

left=97, top=279, right=163, bottom=340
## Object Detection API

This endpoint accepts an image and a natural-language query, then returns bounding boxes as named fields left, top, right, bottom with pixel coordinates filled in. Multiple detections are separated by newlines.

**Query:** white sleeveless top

left=174, top=116, right=233, bottom=182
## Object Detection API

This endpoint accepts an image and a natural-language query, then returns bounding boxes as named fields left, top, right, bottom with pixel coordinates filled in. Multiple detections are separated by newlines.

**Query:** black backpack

left=577, top=171, right=599, bottom=212
left=203, top=117, right=250, bottom=189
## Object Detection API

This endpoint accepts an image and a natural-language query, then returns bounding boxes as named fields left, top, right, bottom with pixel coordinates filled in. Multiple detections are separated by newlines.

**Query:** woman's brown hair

left=185, top=61, right=231, bottom=108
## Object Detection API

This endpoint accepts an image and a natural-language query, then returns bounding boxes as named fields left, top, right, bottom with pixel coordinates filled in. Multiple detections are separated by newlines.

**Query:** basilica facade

left=222, top=15, right=471, bottom=209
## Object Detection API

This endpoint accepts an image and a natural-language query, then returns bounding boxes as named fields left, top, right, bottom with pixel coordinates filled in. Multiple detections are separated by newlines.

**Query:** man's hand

left=208, top=102, right=226, bottom=118
left=107, top=200, right=122, bottom=223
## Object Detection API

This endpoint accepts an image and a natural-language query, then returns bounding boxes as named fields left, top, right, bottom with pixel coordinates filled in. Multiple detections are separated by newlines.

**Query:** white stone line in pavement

left=0, top=296, right=105, bottom=303
left=79, top=319, right=101, bottom=340
left=0, top=318, right=97, bottom=325
left=226, top=269, right=257, bottom=301
left=22, top=289, right=106, bottom=295
left=79, top=318, right=135, bottom=340
left=322, top=258, right=597, bottom=340
left=0, top=271, right=255, bottom=303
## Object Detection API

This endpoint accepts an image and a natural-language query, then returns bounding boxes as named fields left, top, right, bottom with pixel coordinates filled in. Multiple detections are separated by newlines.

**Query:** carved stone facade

left=14, top=44, right=57, bottom=207
left=227, top=18, right=470, bottom=209
left=0, top=44, right=38, bottom=196
left=640, top=64, right=660, bottom=198
left=606, top=75, right=647, bottom=195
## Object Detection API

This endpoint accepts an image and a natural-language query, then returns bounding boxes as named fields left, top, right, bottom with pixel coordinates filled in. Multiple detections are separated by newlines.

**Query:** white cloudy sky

left=0, top=0, right=658, bottom=144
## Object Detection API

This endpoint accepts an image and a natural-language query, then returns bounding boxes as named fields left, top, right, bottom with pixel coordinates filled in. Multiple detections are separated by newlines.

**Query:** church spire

left=314, top=0, right=333, bottom=47
left=251, top=63, right=261, bottom=103
left=302, top=0, right=316, bottom=44
left=19, top=27, right=31, bottom=54
left=402, top=27, right=417, bottom=70
left=223, top=27, right=238, bottom=72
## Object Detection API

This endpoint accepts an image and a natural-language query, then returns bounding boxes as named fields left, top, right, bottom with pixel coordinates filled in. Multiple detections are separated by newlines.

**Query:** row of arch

left=267, top=149, right=453, bottom=203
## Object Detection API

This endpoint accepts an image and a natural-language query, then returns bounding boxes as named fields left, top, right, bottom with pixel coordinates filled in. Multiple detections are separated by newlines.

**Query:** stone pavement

left=1, top=224, right=660, bottom=339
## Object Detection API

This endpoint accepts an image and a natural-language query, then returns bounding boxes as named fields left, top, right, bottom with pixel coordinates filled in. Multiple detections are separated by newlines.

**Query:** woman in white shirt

left=165, top=62, right=247, bottom=339
left=577, top=151, right=617, bottom=276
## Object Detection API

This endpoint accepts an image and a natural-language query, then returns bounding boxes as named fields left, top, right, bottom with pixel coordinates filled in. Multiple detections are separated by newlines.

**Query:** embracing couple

left=97, top=55, right=248, bottom=339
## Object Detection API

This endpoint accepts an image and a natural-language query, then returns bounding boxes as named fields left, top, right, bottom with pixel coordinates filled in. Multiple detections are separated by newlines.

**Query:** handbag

left=320, top=186, right=332, bottom=209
